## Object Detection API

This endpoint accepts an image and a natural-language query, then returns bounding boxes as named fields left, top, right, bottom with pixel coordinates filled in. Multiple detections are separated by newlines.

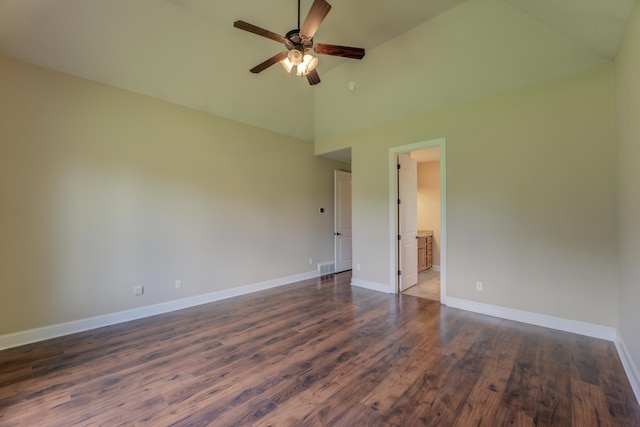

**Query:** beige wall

left=317, top=64, right=619, bottom=327
left=417, top=161, right=440, bottom=267
left=0, top=56, right=347, bottom=336
left=615, top=0, right=640, bottom=384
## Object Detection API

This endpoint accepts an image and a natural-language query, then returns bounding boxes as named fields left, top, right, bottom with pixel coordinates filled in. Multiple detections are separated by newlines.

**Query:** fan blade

left=306, top=69, right=321, bottom=85
left=234, top=20, right=285, bottom=43
left=300, top=0, right=332, bottom=38
left=314, top=44, right=365, bottom=59
left=250, top=52, right=289, bottom=74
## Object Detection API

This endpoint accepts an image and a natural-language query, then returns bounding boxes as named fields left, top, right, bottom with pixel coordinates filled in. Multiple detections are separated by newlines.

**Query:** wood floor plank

left=451, top=324, right=523, bottom=427
left=592, top=339, right=640, bottom=422
left=359, top=320, right=442, bottom=415
left=251, top=331, right=405, bottom=426
left=0, top=272, right=638, bottom=426
left=571, top=378, right=619, bottom=427
left=502, top=327, right=573, bottom=426
left=153, top=304, right=395, bottom=425
left=263, top=322, right=428, bottom=425
left=331, top=402, right=382, bottom=426
left=379, top=330, right=489, bottom=426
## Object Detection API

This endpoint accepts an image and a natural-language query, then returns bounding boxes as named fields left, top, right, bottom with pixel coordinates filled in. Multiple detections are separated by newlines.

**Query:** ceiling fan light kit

left=282, top=52, right=318, bottom=76
left=233, top=0, right=365, bottom=85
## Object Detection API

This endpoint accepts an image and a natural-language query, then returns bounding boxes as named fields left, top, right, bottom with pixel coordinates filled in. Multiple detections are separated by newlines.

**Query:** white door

left=398, top=153, right=418, bottom=291
left=334, top=170, right=352, bottom=273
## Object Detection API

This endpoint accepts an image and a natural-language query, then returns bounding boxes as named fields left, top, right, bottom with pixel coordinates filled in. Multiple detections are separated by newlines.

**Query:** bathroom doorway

left=389, top=138, right=446, bottom=303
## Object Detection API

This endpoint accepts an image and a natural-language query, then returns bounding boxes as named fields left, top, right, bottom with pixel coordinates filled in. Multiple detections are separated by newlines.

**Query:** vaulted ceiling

left=0, top=0, right=635, bottom=143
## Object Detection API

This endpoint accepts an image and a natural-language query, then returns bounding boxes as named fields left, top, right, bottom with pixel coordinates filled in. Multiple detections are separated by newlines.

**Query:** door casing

left=389, top=138, right=447, bottom=301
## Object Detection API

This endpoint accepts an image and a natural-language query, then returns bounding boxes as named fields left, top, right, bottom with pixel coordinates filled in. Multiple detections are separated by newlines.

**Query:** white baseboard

left=431, top=265, right=441, bottom=272
left=0, top=270, right=321, bottom=351
left=616, top=330, right=640, bottom=405
left=351, top=278, right=392, bottom=293
left=445, top=297, right=617, bottom=341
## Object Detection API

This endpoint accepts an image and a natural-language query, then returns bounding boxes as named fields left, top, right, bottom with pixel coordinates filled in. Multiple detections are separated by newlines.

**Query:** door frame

left=388, top=138, right=447, bottom=303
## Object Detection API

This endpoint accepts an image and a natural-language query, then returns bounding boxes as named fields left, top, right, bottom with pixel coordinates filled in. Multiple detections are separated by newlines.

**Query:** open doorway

left=404, top=148, right=441, bottom=301
left=389, top=138, right=446, bottom=303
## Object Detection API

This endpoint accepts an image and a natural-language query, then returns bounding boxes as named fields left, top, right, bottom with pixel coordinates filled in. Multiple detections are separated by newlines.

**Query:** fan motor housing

left=284, top=29, right=313, bottom=52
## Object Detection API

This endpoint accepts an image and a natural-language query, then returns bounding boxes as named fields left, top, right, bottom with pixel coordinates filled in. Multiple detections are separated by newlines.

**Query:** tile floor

left=402, top=269, right=440, bottom=301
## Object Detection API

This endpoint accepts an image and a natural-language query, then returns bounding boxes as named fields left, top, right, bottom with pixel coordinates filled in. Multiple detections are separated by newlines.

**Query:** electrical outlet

left=356, top=263, right=361, bottom=271
left=309, top=258, right=313, bottom=265
left=175, top=279, right=181, bottom=289
left=133, top=285, right=144, bottom=296
left=476, top=281, right=483, bottom=291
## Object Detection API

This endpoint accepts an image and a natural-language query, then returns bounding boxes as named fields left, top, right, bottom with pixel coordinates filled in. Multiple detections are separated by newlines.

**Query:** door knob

left=334, top=232, right=341, bottom=236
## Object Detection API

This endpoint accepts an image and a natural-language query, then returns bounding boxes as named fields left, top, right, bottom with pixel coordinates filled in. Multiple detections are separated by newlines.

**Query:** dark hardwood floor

left=1, top=272, right=638, bottom=426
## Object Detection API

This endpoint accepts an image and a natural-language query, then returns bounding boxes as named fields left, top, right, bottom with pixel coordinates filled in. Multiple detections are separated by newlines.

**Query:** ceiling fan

left=233, top=0, right=365, bottom=86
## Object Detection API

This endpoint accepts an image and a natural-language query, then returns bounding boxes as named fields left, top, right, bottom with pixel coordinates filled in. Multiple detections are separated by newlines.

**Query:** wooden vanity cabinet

left=417, top=233, right=433, bottom=272
left=417, top=237, right=427, bottom=272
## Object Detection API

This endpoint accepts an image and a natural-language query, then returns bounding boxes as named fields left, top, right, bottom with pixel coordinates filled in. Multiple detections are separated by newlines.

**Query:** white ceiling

left=0, top=0, right=636, bottom=148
